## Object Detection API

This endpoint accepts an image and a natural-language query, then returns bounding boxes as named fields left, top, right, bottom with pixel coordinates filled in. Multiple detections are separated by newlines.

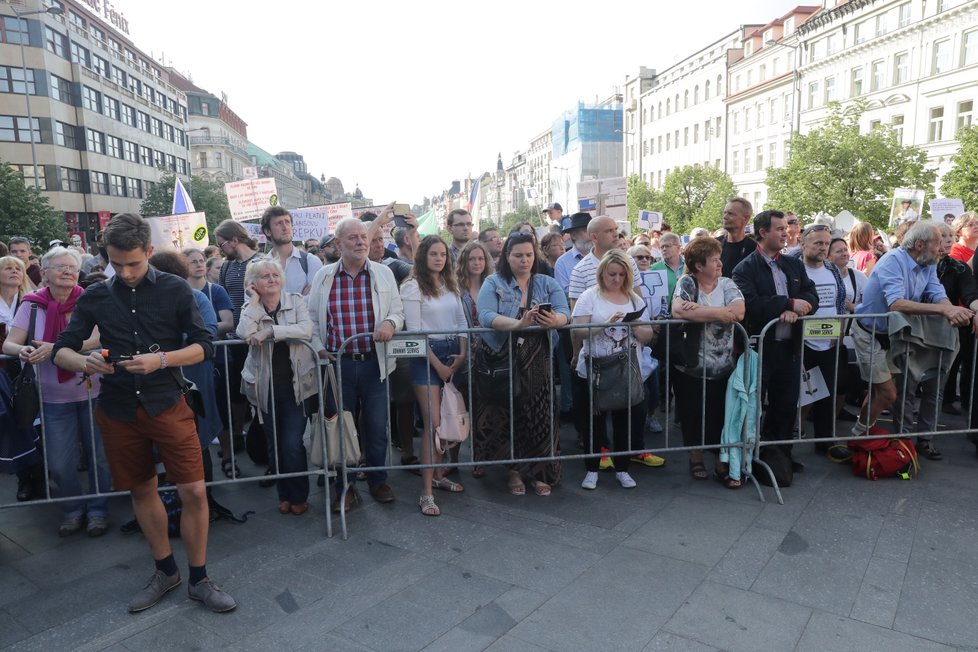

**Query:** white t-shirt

left=841, top=266, right=868, bottom=306
left=568, top=252, right=641, bottom=300
left=400, top=280, right=467, bottom=340
left=805, top=264, right=838, bottom=352
left=571, top=287, right=650, bottom=379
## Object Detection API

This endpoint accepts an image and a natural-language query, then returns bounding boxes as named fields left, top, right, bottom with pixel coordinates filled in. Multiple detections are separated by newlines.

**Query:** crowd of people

left=3, top=199, right=978, bottom=613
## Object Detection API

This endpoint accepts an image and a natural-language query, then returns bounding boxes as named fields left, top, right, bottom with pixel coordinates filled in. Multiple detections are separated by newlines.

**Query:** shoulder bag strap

left=325, top=360, right=343, bottom=408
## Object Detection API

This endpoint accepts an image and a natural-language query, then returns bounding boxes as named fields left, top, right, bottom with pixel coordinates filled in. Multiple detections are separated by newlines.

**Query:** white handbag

left=435, top=381, right=470, bottom=454
left=309, top=363, right=360, bottom=468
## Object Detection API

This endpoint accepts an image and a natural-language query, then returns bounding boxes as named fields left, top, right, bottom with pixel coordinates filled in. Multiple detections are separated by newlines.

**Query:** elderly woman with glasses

left=476, top=232, right=570, bottom=496
left=3, top=247, right=111, bottom=537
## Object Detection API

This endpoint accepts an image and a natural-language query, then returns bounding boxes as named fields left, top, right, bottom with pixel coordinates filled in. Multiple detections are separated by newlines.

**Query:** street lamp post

left=11, top=5, right=64, bottom=189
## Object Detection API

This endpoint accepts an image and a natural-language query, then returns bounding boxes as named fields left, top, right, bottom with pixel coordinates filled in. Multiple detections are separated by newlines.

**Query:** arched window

left=684, top=90, right=689, bottom=108
left=666, top=98, right=671, bottom=115
left=704, top=80, right=711, bottom=100
left=650, top=106, right=655, bottom=121
left=675, top=94, right=680, bottom=111
left=658, top=101, right=662, bottom=116
left=717, top=75, right=723, bottom=97
left=694, top=85, right=700, bottom=104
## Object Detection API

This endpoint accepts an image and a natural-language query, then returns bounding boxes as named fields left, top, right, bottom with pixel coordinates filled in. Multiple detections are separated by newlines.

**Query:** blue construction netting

left=552, top=102, right=623, bottom=157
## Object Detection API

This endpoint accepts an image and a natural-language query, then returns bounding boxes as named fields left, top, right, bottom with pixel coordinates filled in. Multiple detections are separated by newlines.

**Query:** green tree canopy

left=0, top=161, right=67, bottom=250
left=140, top=171, right=232, bottom=239
left=627, top=166, right=735, bottom=235
left=499, top=202, right=543, bottom=235
left=766, top=101, right=936, bottom=230
left=939, top=124, right=978, bottom=212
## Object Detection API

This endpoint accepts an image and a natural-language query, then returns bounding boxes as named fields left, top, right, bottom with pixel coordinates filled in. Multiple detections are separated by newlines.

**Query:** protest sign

left=889, top=188, right=925, bottom=227
left=928, top=198, right=966, bottom=225
left=225, top=178, right=279, bottom=222
left=638, top=210, right=663, bottom=230
left=146, top=212, right=209, bottom=251
left=637, top=270, right=670, bottom=317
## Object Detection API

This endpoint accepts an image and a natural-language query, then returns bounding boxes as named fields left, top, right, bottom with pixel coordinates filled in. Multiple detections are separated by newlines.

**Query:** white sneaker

left=646, top=416, right=664, bottom=433
left=581, top=472, right=598, bottom=490
left=616, top=472, right=637, bottom=489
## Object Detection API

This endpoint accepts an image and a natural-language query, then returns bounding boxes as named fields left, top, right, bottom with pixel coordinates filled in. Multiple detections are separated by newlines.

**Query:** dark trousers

left=760, top=340, right=801, bottom=442
left=803, top=345, right=847, bottom=440
left=672, top=369, right=727, bottom=449
left=581, top=401, right=645, bottom=473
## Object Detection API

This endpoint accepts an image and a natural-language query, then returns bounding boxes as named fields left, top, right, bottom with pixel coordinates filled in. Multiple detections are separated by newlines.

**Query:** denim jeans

left=328, top=356, right=389, bottom=489
left=261, top=384, right=310, bottom=505
left=41, top=400, right=110, bottom=518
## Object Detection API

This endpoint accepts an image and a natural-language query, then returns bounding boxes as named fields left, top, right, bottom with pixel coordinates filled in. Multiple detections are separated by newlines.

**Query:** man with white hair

left=309, top=217, right=405, bottom=513
left=649, top=232, right=685, bottom=308
left=851, top=221, right=974, bottom=439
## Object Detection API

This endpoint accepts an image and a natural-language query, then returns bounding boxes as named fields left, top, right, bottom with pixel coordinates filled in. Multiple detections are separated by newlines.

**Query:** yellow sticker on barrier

left=804, top=319, right=842, bottom=338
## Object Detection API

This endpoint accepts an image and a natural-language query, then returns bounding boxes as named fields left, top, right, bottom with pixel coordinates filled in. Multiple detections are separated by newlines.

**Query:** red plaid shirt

left=327, top=261, right=376, bottom=354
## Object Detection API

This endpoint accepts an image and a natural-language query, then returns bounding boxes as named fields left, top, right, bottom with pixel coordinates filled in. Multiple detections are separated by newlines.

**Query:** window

left=929, top=106, right=944, bottom=142
left=769, top=142, right=777, bottom=168
left=745, top=107, right=751, bottom=131
left=153, top=150, right=164, bottom=168
left=44, top=27, right=66, bottom=57
left=163, top=123, right=174, bottom=142
left=1, top=16, right=29, bottom=45
left=732, top=150, right=740, bottom=174
left=657, top=136, right=662, bottom=151
left=704, top=80, right=711, bottom=100
left=143, top=84, right=153, bottom=104
left=684, top=90, right=689, bottom=108
left=123, top=140, right=137, bottom=162
left=826, top=34, right=837, bottom=56
left=694, top=85, right=700, bottom=104
left=119, top=104, right=134, bottom=127
left=894, top=52, right=909, bottom=84
left=125, top=49, right=136, bottom=64
left=769, top=98, right=778, bottom=124
left=69, top=42, right=90, bottom=67
left=717, top=75, right=724, bottom=97
left=898, top=3, right=911, bottom=28
left=704, top=120, right=711, bottom=140
left=694, top=124, right=699, bottom=144
left=0, top=116, right=40, bottom=143
left=808, top=81, right=819, bottom=108
left=756, top=146, right=764, bottom=171
left=824, top=76, right=837, bottom=103
left=50, top=74, right=73, bottom=104
left=82, top=86, right=101, bottom=112
left=0, top=66, right=35, bottom=94
left=166, top=153, right=176, bottom=171
left=757, top=103, right=764, bottom=127
left=759, top=64, right=766, bottom=82
left=9, top=164, right=47, bottom=190
left=104, top=96, right=119, bottom=120
left=92, top=55, right=108, bottom=78
left=871, top=60, right=884, bottom=91
left=934, top=38, right=953, bottom=74
left=55, top=121, right=78, bottom=148
left=110, top=174, right=126, bottom=197
left=90, top=171, right=108, bottom=194
left=875, top=14, right=888, bottom=38
left=112, top=66, right=125, bottom=88
left=61, top=167, right=82, bottom=192
left=715, top=117, right=722, bottom=136
left=682, top=128, right=688, bottom=146
left=772, top=57, right=779, bottom=76
left=198, top=151, right=208, bottom=168
left=965, top=30, right=978, bottom=66
left=127, top=76, right=140, bottom=96
left=68, top=10, right=86, bottom=29
left=892, top=115, right=904, bottom=144
left=177, top=159, right=188, bottom=176
left=674, top=130, right=679, bottom=148
left=86, top=128, right=104, bottom=154
left=743, top=149, right=751, bottom=173
left=137, top=111, right=149, bottom=132
left=138, top=145, right=152, bottom=166
left=851, top=67, right=863, bottom=96
left=869, top=119, right=881, bottom=130
left=90, top=24, right=105, bottom=42
left=201, top=101, right=210, bottom=116
left=666, top=134, right=671, bottom=151
left=175, top=128, right=185, bottom=146
left=734, top=75, right=741, bottom=92
left=106, top=135, right=122, bottom=158
left=958, top=101, right=974, bottom=133
left=151, top=117, right=162, bottom=138
left=127, top=178, right=142, bottom=199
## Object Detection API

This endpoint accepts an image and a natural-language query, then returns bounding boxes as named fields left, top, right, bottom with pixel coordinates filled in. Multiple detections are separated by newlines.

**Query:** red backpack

left=848, top=437, right=919, bottom=480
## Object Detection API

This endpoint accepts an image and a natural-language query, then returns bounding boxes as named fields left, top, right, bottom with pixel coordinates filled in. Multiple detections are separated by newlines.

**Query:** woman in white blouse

left=400, top=235, right=468, bottom=516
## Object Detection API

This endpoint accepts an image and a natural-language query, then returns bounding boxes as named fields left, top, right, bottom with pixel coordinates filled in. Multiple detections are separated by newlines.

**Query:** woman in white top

left=0, top=256, right=32, bottom=349
left=400, top=235, right=468, bottom=516
left=828, top=238, right=867, bottom=311
left=572, top=250, right=655, bottom=491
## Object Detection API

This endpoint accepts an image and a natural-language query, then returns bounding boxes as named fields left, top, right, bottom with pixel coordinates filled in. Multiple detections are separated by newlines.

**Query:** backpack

left=848, top=437, right=919, bottom=480
left=435, top=382, right=470, bottom=454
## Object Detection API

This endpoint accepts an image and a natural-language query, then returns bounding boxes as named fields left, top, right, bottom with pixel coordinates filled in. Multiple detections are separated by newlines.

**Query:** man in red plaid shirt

left=309, top=216, right=405, bottom=513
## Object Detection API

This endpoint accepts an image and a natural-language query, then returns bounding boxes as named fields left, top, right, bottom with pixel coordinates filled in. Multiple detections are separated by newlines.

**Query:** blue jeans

left=41, top=400, right=110, bottom=519
left=261, top=384, right=310, bottom=505
left=328, top=356, right=389, bottom=489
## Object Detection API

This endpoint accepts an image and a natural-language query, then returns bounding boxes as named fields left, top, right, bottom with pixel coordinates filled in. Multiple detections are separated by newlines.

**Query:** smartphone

left=537, top=303, right=552, bottom=313
left=393, top=203, right=411, bottom=217
left=393, top=215, right=410, bottom=228
left=101, top=350, right=133, bottom=363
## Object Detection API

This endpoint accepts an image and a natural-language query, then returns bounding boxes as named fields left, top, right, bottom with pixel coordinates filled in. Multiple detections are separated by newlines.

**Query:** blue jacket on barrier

left=720, top=348, right=758, bottom=482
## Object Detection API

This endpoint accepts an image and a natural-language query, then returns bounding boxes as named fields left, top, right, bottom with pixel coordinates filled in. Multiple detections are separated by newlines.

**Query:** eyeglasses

left=48, top=264, right=79, bottom=274
left=634, top=255, right=652, bottom=261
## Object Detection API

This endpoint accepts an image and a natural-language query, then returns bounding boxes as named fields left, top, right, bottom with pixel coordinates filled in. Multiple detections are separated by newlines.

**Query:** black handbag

left=11, top=303, right=40, bottom=428
left=653, top=276, right=703, bottom=368
left=473, top=275, right=533, bottom=404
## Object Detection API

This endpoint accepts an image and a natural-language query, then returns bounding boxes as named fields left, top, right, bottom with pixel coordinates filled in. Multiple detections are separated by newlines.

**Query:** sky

left=117, top=0, right=793, bottom=206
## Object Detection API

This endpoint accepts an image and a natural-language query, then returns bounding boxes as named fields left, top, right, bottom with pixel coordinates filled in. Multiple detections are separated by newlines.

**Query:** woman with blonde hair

left=848, top=222, right=877, bottom=275
left=0, top=256, right=33, bottom=342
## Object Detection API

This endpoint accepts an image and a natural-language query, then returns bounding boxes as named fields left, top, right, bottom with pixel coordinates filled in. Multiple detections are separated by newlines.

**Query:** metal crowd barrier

left=752, top=312, right=978, bottom=504
left=0, top=339, right=338, bottom=537
left=329, top=319, right=762, bottom=539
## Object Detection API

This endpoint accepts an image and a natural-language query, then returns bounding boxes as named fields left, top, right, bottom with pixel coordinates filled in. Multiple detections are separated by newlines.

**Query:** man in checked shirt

left=309, top=217, right=405, bottom=513
left=53, top=213, right=236, bottom=614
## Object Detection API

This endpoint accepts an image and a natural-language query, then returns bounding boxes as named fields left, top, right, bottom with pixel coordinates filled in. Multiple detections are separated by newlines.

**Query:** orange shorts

left=95, top=400, right=203, bottom=490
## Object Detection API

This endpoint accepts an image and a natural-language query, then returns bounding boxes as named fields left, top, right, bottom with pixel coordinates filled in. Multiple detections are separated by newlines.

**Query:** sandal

left=401, top=455, right=422, bottom=476
left=221, top=459, right=243, bottom=480
left=419, top=495, right=440, bottom=517
left=472, top=466, right=486, bottom=479
left=688, top=460, right=709, bottom=480
left=918, top=442, right=943, bottom=461
left=532, top=481, right=552, bottom=497
left=507, top=473, right=526, bottom=496
left=713, top=469, right=742, bottom=490
left=432, top=476, right=465, bottom=493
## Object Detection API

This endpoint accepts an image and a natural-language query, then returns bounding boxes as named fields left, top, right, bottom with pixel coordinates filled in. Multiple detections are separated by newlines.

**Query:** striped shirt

left=327, top=260, right=376, bottom=354
left=567, top=252, right=641, bottom=301
left=221, top=252, right=261, bottom=327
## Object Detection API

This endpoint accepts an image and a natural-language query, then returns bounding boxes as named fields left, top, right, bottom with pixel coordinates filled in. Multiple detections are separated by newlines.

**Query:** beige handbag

left=310, top=363, right=360, bottom=468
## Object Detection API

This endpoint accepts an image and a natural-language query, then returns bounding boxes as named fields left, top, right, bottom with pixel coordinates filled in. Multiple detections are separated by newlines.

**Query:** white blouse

left=400, top=280, right=468, bottom=340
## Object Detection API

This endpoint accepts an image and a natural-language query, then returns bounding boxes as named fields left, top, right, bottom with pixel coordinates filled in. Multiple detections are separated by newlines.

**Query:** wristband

left=157, top=351, right=168, bottom=369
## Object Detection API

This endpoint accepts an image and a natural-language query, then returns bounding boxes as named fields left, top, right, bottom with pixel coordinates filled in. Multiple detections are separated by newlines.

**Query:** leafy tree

left=140, top=170, right=232, bottom=239
left=766, top=101, right=936, bottom=230
left=499, top=202, right=541, bottom=235
left=0, top=160, right=67, bottom=250
left=627, top=174, right=660, bottom=226
left=659, top=165, right=736, bottom=234
left=940, top=124, right=978, bottom=212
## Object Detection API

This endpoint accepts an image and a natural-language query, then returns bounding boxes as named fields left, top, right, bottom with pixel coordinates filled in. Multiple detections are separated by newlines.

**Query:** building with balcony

left=0, top=0, right=191, bottom=242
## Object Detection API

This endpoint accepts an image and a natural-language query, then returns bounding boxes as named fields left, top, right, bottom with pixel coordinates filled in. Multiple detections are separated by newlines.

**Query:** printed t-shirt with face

left=571, top=286, right=649, bottom=379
